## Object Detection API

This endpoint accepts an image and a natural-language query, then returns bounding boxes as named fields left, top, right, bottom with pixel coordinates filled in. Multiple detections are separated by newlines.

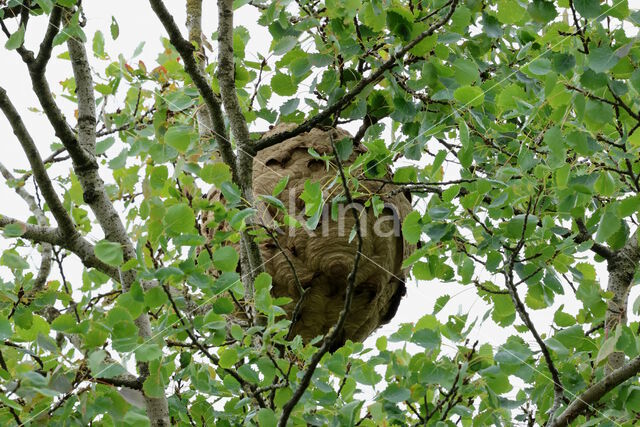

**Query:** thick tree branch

left=216, top=0, right=252, bottom=152
left=32, top=5, right=63, bottom=72
left=5, top=7, right=96, bottom=176
left=255, top=0, right=458, bottom=152
left=572, top=218, right=615, bottom=260
left=66, top=26, right=170, bottom=426
left=0, top=215, right=61, bottom=246
left=148, top=0, right=239, bottom=183
left=0, top=214, right=119, bottom=280
left=216, top=0, right=264, bottom=302
left=0, top=86, right=76, bottom=238
left=551, top=354, right=640, bottom=426
left=604, top=232, right=640, bottom=372
left=185, top=0, right=215, bottom=146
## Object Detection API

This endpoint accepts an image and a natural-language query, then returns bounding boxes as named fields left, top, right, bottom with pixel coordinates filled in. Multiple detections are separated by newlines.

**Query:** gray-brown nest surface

left=203, top=124, right=414, bottom=347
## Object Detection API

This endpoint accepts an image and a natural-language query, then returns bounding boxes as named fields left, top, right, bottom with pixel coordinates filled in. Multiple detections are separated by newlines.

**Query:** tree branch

left=185, top=0, right=214, bottom=142
left=161, top=283, right=267, bottom=408
left=66, top=22, right=170, bottom=426
left=32, top=5, right=63, bottom=72
left=503, top=198, right=564, bottom=425
left=551, top=354, right=640, bottom=426
left=148, top=0, right=239, bottom=183
left=604, top=232, right=640, bottom=373
left=0, top=86, right=76, bottom=238
left=0, top=214, right=119, bottom=281
left=277, top=134, right=364, bottom=426
left=256, top=0, right=458, bottom=152
left=216, top=0, right=264, bottom=305
left=0, top=163, right=52, bottom=291
left=572, top=218, right=614, bottom=260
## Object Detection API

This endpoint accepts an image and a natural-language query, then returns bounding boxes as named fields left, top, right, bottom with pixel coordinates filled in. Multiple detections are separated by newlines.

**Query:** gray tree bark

left=67, top=28, right=170, bottom=427
left=604, top=233, right=640, bottom=373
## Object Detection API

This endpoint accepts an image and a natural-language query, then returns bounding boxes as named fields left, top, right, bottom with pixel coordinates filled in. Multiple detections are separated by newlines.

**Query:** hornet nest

left=202, top=123, right=414, bottom=347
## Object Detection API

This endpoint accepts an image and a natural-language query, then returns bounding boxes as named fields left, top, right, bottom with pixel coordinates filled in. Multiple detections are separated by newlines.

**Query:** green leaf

left=199, top=162, right=232, bottom=186
left=163, top=203, right=195, bottom=236
left=95, top=137, right=116, bottom=155
left=212, top=297, right=234, bottom=314
left=596, top=326, right=621, bottom=365
left=212, top=272, right=241, bottom=295
left=271, top=73, right=297, bottom=96
left=527, top=0, right=557, bottom=23
left=381, top=383, right=411, bottom=403
left=543, top=126, right=566, bottom=169
left=409, top=34, right=437, bottom=56
left=164, top=125, right=194, bottom=153
left=5, top=25, right=25, bottom=50
left=495, top=337, right=533, bottom=366
left=219, top=347, right=238, bottom=369
left=503, top=214, right=538, bottom=239
left=15, top=315, right=49, bottom=341
left=0, top=318, right=12, bottom=340
left=574, top=0, right=601, bottom=18
left=595, top=206, right=621, bottom=243
left=271, top=176, right=289, bottom=197
left=527, top=58, right=551, bottom=76
left=386, top=7, right=413, bottom=41
left=143, top=371, right=165, bottom=398
left=594, top=171, right=616, bottom=197
left=402, top=211, right=422, bottom=244
left=94, top=240, right=124, bottom=267
left=496, top=0, right=526, bottom=24
left=453, top=86, right=484, bottom=107
left=93, top=30, right=105, bottom=58
left=452, top=58, right=479, bottom=86
left=256, top=408, right=277, bottom=427
left=88, top=350, right=127, bottom=379
left=279, top=98, right=299, bottom=116
left=619, top=196, right=640, bottom=217
left=35, top=0, right=54, bottom=14
left=299, top=179, right=323, bottom=225
left=213, top=246, right=239, bottom=272
left=150, top=165, right=168, bottom=190
left=626, top=387, right=640, bottom=412
left=165, top=91, right=195, bottom=112
left=3, top=223, right=26, bottom=237
left=135, top=344, right=163, bottom=362
left=51, top=313, right=77, bottom=332
left=272, top=36, right=298, bottom=55
left=411, top=328, right=441, bottom=350
left=254, top=272, right=273, bottom=314
left=1, top=249, right=29, bottom=270
left=588, top=47, right=619, bottom=73
left=352, top=362, right=381, bottom=386
left=110, top=16, right=119, bottom=40
left=144, top=287, right=168, bottom=309
left=335, top=137, right=353, bottom=161
left=552, top=53, right=576, bottom=74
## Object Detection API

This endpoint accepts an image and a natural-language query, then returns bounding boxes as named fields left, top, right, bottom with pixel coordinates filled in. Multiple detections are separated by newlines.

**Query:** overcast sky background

left=0, top=1, right=639, bottom=368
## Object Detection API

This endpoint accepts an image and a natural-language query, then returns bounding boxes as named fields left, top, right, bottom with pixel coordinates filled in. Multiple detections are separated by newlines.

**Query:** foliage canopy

left=1, top=0, right=640, bottom=426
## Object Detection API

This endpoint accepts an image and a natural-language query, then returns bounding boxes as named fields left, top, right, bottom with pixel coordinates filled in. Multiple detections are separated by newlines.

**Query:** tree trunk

left=604, top=234, right=640, bottom=373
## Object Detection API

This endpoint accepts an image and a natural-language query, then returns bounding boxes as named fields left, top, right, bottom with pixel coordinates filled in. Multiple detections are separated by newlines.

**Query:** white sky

left=0, top=1, right=639, bottom=372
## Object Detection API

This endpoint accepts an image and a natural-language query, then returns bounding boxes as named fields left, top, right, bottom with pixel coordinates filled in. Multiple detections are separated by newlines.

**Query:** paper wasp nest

left=203, top=124, right=413, bottom=347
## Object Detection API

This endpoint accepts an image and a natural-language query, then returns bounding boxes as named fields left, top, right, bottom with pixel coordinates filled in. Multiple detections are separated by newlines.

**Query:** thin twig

left=277, top=133, right=364, bottom=426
